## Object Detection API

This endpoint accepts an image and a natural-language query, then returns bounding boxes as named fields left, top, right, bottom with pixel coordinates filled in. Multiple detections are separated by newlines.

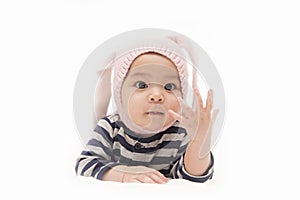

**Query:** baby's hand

left=168, top=88, right=218, bottom=141
left=121, top=166, right=168, bottom=184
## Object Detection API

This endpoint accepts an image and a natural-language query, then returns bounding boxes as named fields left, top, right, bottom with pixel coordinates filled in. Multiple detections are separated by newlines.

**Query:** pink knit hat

left=112, top=37, right=188, bottom=135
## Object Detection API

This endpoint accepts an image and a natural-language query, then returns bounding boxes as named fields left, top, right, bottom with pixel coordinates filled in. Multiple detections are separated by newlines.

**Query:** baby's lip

left=146, top=111, right=165, bottom=115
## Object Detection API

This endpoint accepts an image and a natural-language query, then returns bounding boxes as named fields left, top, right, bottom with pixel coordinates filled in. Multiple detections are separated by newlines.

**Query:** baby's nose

left=148, top=92, right=164, bottom=103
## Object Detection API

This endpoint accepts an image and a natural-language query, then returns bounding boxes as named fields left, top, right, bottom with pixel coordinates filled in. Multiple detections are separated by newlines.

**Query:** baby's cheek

left=167, top=95, right=181, bottom=112
left=127, top=97, right=137, bottom=113
left=128, top=94, right=142, bottom=109
left=127, top=95, right=145, bottom=120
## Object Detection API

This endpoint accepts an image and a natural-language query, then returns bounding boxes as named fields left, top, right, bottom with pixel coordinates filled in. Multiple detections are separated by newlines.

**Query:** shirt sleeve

left=75, top=117, right=120, bottom=180
left=170, top=151, right=214, bottom=183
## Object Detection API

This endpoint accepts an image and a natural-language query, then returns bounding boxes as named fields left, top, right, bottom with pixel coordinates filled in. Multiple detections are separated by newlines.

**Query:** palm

left=169, top=89, right=217, bottom=141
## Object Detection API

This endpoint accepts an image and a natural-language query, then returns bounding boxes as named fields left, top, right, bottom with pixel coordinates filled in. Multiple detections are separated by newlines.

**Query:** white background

left=1, top=0, right=299, bottom=199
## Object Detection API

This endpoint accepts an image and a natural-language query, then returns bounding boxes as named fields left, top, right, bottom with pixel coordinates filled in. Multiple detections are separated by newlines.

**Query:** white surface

left=0, top=0, right=299, bottom=199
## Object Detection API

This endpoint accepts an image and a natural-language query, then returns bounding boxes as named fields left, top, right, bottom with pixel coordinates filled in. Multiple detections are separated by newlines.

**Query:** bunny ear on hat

left=94, top=67, right=112, bottom=122
left=167, top=35, right=200, bottom=89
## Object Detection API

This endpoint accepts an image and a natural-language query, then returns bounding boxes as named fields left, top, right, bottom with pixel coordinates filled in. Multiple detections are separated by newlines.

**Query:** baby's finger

left=205, top=89, right=213, bottom=112
left=136, top=175, right=157, bottom=184
left=194, top=88, right=203, bottom=109
left=148, top=173, right=168, bottom=184
left=128, top=179, right=141, bottom=183
left=153, top=171, right=169, bottom=183
left=168, top=110, right=183, bottom=122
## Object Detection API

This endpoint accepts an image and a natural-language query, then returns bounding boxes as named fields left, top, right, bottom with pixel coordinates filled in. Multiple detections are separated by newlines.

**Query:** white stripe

left=77, top=158, right=92, bottom=175
left=176, top=156, right=184, bottom=178
left=181, top=165, right=213, bottom=179
left=96, top=119, right=114, bottom=137
left=83, top=162, right=98, bottom=177
left=107, top=113, right=119, bottom=123
left=95, top=162, right=114, bottom=178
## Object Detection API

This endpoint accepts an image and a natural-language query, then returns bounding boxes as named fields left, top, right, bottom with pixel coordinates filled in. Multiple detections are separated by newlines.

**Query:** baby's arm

left=168, top=89, right=216, bottom=179
left=183, top=142, right=212, bottom=176
left=76, top=149, right=167, bottom=183
left=183, top=89, right=216, bottom=175
left=75, top=118, right=118, bottom=180
left=75, top=117, right=168, bottom=183
left=169, top=134, right=214, bottom=182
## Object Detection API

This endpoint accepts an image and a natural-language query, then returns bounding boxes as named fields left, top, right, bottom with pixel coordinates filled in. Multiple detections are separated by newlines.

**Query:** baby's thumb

left=168, top=110, right=182, bottom=122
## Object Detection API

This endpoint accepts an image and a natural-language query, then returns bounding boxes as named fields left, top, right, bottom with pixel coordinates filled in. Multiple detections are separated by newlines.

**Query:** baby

left=75, top=39, right=215, bottom=183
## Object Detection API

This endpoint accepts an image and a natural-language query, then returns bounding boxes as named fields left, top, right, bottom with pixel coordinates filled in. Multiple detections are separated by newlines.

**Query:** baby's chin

left=136, top=117, right=176, bottom=133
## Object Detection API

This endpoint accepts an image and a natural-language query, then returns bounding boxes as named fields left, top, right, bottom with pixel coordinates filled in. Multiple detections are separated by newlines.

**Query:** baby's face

left=121, top=53, right=182, bottom=132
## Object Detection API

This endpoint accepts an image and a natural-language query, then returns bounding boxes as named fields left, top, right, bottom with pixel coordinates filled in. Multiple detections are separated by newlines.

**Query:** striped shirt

left=75, top=114, right=214, bottom=183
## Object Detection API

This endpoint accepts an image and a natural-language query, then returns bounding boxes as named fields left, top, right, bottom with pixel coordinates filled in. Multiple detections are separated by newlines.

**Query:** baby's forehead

left=126, top=64, right=180, bottom=81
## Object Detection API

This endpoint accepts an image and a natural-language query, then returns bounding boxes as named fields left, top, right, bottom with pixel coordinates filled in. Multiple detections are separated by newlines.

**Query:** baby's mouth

left=146, top=111, right=164, bottom=116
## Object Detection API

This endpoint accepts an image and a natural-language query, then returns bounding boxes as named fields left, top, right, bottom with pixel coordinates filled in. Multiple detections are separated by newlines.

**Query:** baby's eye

left=164, top=83, right=176, bottom=91
left=135, top=81, right=148, bottom=89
